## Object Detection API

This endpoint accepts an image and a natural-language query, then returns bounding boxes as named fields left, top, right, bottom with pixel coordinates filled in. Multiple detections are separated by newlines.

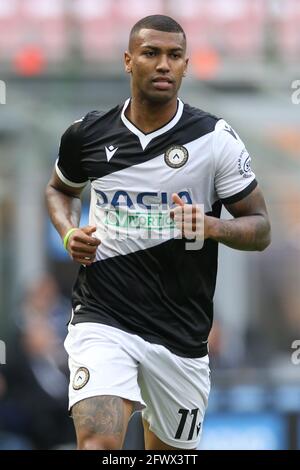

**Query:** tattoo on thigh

left=72, top=396, right=125, bottom=436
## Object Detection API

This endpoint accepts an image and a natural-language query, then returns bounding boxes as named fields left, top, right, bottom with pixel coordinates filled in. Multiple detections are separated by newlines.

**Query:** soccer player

left=45, top=15, right=271, bottom=450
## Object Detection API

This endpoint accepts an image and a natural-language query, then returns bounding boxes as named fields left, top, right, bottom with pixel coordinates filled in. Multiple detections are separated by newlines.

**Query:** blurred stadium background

left=0, top=0, right=300, bottom=450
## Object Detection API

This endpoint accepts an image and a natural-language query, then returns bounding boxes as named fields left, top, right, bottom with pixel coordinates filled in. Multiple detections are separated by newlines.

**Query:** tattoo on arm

left=211, top=187, right=271, bottom=251
left=214, top=214, right=271, bottom=251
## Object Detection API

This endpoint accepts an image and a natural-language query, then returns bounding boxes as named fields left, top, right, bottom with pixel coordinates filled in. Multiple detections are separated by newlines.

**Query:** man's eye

left=144, top=51, right=155, bottom=57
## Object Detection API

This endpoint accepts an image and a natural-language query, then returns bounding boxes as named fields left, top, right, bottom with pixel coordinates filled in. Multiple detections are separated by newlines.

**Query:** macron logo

left=105, top=145, right=118, bottom=162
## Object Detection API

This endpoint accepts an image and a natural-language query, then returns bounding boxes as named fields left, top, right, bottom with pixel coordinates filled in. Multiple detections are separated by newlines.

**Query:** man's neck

left=125, top=96, right=178, bottom=134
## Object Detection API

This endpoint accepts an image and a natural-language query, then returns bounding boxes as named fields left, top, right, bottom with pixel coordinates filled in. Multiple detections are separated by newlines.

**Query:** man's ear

left=183, top=57, right=189, bottom=77
left=124, top=51, right=132, bottom=73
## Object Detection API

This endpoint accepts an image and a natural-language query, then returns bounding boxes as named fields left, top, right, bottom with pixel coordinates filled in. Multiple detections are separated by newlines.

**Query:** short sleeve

left=55, top=118, right=88, bottom=188
left=213, top=119, right=257, bottom=204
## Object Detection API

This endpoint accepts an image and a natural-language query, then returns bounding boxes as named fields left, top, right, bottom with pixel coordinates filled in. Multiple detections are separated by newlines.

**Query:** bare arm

left=171, top=186, right=271, bottom=252
left=206, top=186, right=271, bottom=251
left=45, top=169, right=83, bottom=238
left=45, top=170, right=100, bottom=265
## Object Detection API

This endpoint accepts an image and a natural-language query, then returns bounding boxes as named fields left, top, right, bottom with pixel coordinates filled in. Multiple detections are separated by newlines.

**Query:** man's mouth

left=152, top=77, right=174, bottom=90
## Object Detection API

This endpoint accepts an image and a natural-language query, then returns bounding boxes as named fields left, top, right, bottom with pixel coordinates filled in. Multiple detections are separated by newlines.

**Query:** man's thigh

left=64, top=323, right=145, bottom=412
left=139, top=346, right=210, bottom=450
left=72, top=395, right=133, bottom=450
left=143, top=419, right=192, bottom=451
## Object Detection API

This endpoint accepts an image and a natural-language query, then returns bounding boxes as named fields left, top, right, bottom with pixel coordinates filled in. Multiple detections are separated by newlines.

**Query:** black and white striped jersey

left=56, top=98, right=257, bottom=357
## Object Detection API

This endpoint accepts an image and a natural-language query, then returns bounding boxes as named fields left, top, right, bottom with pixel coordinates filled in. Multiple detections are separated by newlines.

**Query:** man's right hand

left=65, top=225, right=101, bottom=266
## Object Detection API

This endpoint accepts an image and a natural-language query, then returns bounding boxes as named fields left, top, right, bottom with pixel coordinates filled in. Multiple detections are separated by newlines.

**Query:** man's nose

left=156, top=55, right=170, bottom=73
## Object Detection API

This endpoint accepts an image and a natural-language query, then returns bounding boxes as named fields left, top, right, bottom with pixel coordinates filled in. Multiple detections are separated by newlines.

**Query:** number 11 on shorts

left=175, top=408, right=201, bottom=440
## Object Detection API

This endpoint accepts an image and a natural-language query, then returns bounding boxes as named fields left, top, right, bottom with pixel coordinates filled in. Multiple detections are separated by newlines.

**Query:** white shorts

left=64, top=322, right=211, bottom=449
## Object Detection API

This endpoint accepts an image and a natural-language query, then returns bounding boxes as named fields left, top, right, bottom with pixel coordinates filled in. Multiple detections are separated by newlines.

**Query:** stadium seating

left=168, top=0, right=265, bottom=59
left=275, top=0, right=300, bottom=60
left=0, top=0, right=299, bottom=69
left=20, top=0, right=67, bottom=61
left=0, top=0, right=21, bottom=61
left=72, top=0, right=116, bottom=60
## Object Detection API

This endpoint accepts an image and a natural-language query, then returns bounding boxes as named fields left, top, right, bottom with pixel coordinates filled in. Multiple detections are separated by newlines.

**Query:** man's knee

left=78, top=435, right=121, bottom=450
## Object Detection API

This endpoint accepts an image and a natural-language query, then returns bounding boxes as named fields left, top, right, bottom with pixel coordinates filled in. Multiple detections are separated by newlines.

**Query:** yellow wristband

left=63, top=228, right=77, bottom=251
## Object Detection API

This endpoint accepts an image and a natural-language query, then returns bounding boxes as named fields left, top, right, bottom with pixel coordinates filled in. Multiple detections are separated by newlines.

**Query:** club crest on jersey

left=164, top=145, right=188, bottom=169
left=73, top=367, right=90, bottom=390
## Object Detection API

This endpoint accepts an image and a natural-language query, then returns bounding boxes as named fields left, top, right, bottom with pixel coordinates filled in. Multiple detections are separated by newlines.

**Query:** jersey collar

left=121, top=98, right=184, bottom=151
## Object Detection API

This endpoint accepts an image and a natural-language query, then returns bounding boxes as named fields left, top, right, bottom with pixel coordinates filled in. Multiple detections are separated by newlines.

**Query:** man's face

left=125, top=28, right=188, bottom=104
